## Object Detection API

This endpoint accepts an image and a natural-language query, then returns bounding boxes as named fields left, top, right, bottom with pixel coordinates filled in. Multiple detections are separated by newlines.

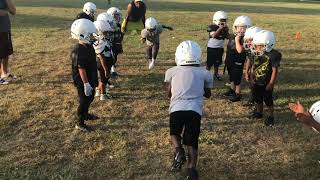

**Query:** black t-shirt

left=76, top=12, right=94, bottom=22
left=226, top=34, right=246, bottom=65
left=128, top=1, right=146, bottom=22
left=252, top=49, right=282, bottom=85
left=71, top=44, right=98, bottom=87
left=207, top=24, right=228, bottom=40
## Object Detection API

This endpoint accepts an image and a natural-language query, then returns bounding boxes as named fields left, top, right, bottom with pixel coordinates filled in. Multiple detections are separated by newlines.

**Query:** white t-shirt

left=164, top=66, right=213, bottom=116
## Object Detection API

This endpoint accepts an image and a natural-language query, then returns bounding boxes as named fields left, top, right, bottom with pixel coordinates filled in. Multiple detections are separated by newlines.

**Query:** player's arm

left=121, top=4, right=132, bottom=32
left=266, top=67, right=277, bottom=91
left=235, top=35, right=244, bottom=53
left=163, top=82, right=172, bottom=98
left=162, top=24, right=173, bottom=31
left=97, top=54, right=108, bottom=75
left=244, top=57, right=251, bottom=81
left=5, top=0, right=16, bottom=15
left=211, top=25, right=225, bottom=38
left=79, top=68, right=89, bottom=84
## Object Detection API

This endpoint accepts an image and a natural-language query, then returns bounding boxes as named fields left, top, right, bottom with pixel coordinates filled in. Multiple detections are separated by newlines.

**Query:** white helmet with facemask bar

left=83, top=2, right=96, bottom=17
left=93, top=20, right=114, bottom=42
left=243, top=26, right=262, bottom=50
left=309, top=101, right=320, bottom=124
left=213, top=11, right=228, bottom=26
left=145, top=17, right=158, bottom=31
left=107, top=7, right=122, bottom=24
left=175, top=40, right=202, bottom=66
left=252, top=30, right=275, bottom=56
left=233, top=15, right=252, bottom=36
left=71, top=18, right=97, bottom=45
left=97, top=12, right=117, bottom=30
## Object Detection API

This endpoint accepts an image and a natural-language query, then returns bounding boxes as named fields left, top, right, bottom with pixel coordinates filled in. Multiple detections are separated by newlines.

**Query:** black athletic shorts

left=170, top=111, right=201, bottom=150
left=0, top=32, right=13, bottom=59
left=230, top=62, right=244, bottom=86
left=252, top=84, right=274, bottom=106
left=97, top=57, right=113, bottom=83
left=206, top=47, right=224, bottom=68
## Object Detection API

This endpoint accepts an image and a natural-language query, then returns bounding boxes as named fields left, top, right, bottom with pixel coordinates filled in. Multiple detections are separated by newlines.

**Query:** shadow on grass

left=15, top=0, right=320, bottom=15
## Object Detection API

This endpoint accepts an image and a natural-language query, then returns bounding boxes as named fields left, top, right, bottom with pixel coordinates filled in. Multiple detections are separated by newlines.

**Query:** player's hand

left=140, top=38, right=146, bottom=44
left=84, top=83, right=93, bottom=96
left=265, top=82, right=274, bottom=91
left=288, top=101, right=305, bottom=115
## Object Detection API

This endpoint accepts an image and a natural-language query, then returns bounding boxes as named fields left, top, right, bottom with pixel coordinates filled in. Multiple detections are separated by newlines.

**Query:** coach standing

left=121, top=0, right=146, bottom=34
left=0, top=0, right=16, bottom=84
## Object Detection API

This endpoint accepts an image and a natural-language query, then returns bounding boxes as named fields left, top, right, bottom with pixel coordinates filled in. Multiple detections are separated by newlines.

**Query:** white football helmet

left=309, top=101, right=320, bottom=124
left=175, top=40, right=202, bottom=66
left=213, top=11, right=228, bottom=25
left=145, top=17, right=158, bottom=30
left=71, top=18, right=97, bottom=44
left=107, top=7, right=122, bottom=24
left=83, top=2, right=96, bottom=17
left=97, top=12, right=117, bottom=29
left=233, top=15, right=252, bottom=36
left=94, top=20, right=114, bottom=41
left=252, top=30, right=275, bottom=56
left=243, top=26, right=262, bottom=50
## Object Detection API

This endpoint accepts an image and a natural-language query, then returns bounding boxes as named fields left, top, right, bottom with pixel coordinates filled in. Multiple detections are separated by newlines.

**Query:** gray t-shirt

left=141, top=25, right=163, bottom=46
left=164, top=66, right=213, bottom=116
left=0, top=0, right=10, bottom=32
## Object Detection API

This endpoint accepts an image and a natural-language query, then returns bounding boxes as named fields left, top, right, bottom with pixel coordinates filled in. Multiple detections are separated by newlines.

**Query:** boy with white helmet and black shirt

left=164, top=41, right=213, bottom=180
left=224, top=15, right=252, bottom=102
left=76, top=2, right=96, bottom=22
left=206, top=10, right=229, bottom=81
left=243, top=26, right=262, bottom=106
left=141, top=17, right=173, bottom=69
left=250, top=30, right=282, bottom=126
left=70, top=19, right=99, bottom=132
left=107, top=7, right=124, bottom=77
left=93, top=19, right=115, bottom=101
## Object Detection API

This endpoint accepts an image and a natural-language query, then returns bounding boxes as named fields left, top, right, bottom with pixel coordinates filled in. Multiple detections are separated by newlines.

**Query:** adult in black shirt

left=121, top=0, right=146, bottom=33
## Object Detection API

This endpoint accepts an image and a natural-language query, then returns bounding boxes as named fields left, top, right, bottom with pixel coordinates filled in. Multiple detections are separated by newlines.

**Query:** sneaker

left=95, top=87, right=100, bottom=97
left=223, top=89, right=235, bottom=97
left=248, top=112, right=263, bottom=119
left=225, top=82, right=231, bottom=87
left=0, top=79, right=9, bottom=85
left=214, top=74, right=222, bottom=81
left=264, top=116, right=274, bottom=127
left=100, top=94, right=108, bottom=101
left=171, top=147, right=186, bottom=172
left=149, top=59, right=155, bottom=69
left=106, top=82, right=115, bottom=89
left=75, top=124, right=91, bottom=132
left=229, top=94, right=242, bottom=102
left=1, top=73, right=17, bottom=81
left=86, top=114, right=99, bottom=121
left=186, top=168, right=198, bottom=180
left=111, top=71, right=120, bottom=78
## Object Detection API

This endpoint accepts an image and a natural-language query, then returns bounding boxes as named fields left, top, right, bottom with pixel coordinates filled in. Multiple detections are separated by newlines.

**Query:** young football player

left=164, top=41, right=213, bottom=180
left=141, top=17, right=173, bottom=69
left=70, top=19, right=99, bottom=132
left=250, top=30, right=282, bottom=126
left=224, top=15, right=252, bottom=102
left=107, top=7, right=124, bottom=77
left=289, top=101, right=320, bottom=132
left=243, top=26, right=262, bottom=106
left=93, top=20, right=115, bottom=101
left=206, top=11, right=229, bottom=81
left=76, top=2, right=96, bottom=22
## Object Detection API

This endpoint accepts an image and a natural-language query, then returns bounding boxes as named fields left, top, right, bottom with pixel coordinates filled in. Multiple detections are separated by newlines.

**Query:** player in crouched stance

left=164, top=41, right=213, bottom=180
left=70, top=19, right=99, bottom=132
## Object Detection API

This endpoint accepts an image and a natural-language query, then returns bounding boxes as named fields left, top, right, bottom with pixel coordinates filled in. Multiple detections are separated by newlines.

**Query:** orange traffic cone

left=295, top=32, right=301, bottom=40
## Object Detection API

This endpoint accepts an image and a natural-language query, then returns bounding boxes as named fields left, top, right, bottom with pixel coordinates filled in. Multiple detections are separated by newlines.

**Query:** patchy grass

left=1, top=0, right=320, bottom=179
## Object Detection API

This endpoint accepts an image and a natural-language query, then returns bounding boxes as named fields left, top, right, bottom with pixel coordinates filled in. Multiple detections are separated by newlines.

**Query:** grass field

left=1, top=0, right=320, bottom=179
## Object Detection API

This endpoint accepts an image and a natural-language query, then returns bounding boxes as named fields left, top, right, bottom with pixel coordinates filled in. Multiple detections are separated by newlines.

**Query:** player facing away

left=141, top=17, right=173, bottom=69
left=250, top=30, right=282, bottom=127
left=164, top=41, right=213, bottom=180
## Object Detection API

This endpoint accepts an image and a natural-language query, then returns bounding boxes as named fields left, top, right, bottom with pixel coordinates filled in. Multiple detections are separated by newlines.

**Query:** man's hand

left=84, top=83, right=93, bottom=96
left=265, top=82, right=274, bottom=91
